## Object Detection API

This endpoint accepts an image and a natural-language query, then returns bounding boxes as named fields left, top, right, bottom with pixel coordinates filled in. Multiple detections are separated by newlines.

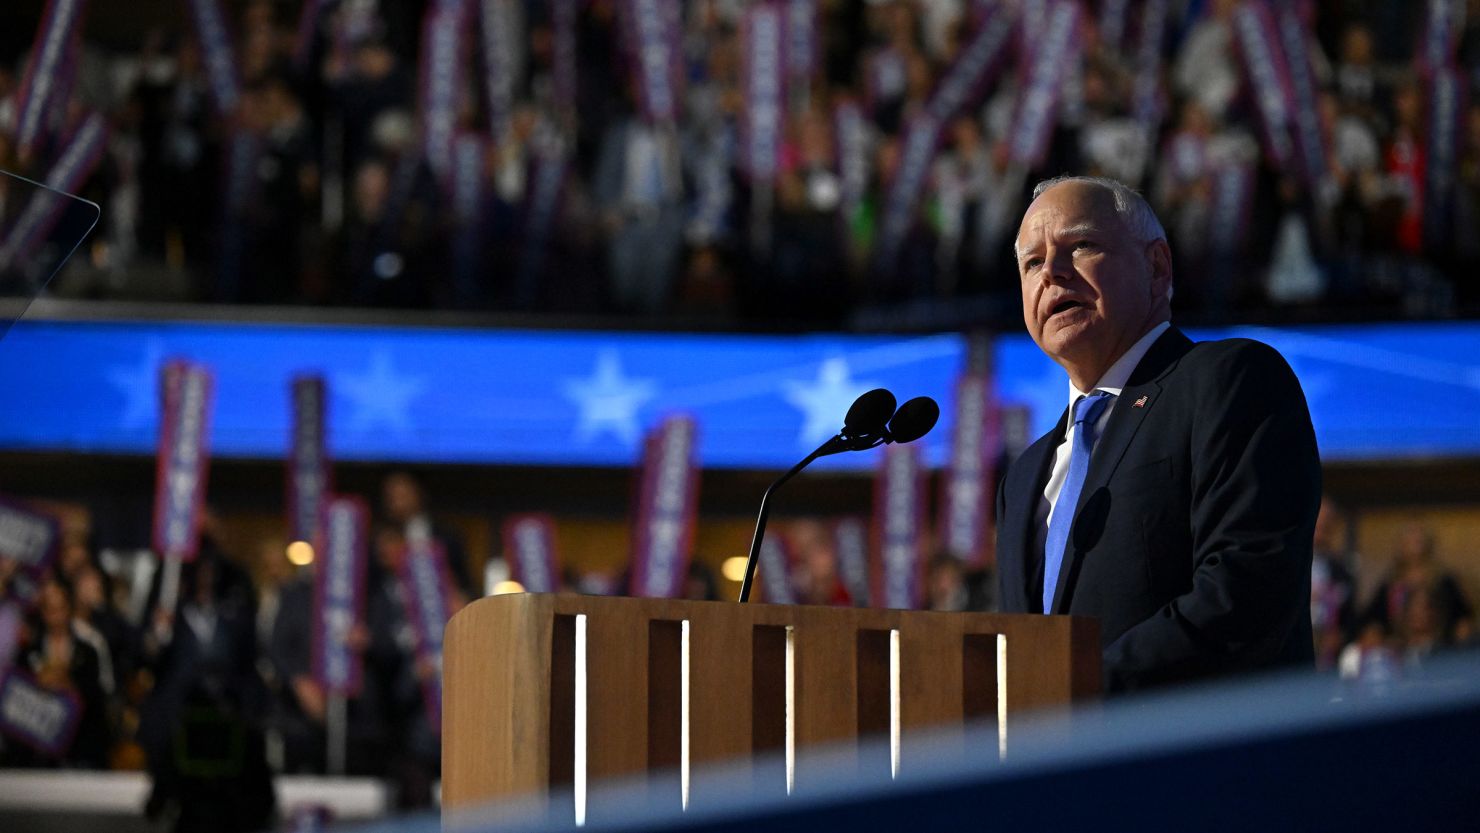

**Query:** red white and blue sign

left=313, top=496, right=368, bottom=697
left=873, top=443, right=924, bottom=610
left=628, top=415, right=700, bottom=598
left=151, top=361, right=214, bottom=562
left=399, top=537, right=456, bottom=729
left=502, top=513, right=560, bottom=594
left=0, top=670, right=81, bottom=759
left=0, top=497, right=59, bottom=591
left=289, top=375, right=331, bottom=547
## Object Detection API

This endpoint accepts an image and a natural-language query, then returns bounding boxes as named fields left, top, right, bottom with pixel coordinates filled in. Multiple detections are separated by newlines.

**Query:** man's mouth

left=1047, top=299, right=1085, bottom=319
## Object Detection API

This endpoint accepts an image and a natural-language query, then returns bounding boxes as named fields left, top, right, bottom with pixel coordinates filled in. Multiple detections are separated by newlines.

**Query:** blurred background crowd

left=0, top=0, right=1477, bottom=326
left=1, top=472, right=1474, bottom=810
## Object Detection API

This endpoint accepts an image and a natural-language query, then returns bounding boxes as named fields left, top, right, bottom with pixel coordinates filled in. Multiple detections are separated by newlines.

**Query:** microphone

left=737, top=390, right=938, bottom=603
left=842, top=388, right=896, bottom=437
left=885, top=396, right=940, bottom=444
left=817, top=388, right=895, bottom=455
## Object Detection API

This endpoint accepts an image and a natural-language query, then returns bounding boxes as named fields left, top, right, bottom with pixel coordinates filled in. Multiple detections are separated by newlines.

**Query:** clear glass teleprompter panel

left=0, top=169, right=100, bottom=343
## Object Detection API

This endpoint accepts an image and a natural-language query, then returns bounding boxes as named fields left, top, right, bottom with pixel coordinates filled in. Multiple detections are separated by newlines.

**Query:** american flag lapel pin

left=1133, top=395, right=1149, bottom=408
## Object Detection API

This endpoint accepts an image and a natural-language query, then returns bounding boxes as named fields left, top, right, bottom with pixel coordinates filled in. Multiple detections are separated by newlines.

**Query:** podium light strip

left=575, top=613, right=588, bottom=827
left=997, top=634, right=1008, bottom=760
left=785, top=625, right=795, bottom=796
left=681, top=619, right=690, bottom=810
left=889, top=629, right=901, bottom=779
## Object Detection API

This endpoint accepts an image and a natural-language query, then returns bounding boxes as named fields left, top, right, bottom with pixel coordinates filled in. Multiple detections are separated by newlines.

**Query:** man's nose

left=1041, top=244, right=1074, bottom=284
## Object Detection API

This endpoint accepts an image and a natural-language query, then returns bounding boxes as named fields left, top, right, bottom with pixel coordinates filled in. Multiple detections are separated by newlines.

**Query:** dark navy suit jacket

left=996, top=327, right=1321, bottom=693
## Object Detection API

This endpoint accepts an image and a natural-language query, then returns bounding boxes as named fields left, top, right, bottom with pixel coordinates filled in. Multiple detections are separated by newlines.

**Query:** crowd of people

left=0, top=472, right=483, bottom=817
left=2, top=0, right=1478, bottom=325
left=0, top=469, right=1472, bottom=816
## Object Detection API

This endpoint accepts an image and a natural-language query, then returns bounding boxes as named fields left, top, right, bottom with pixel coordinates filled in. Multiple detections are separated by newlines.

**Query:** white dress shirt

left=1033, top=321, right=1172, bottom=565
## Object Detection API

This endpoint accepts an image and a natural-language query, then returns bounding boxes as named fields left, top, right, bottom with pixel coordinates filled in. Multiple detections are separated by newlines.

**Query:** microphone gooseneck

left=737, top=390, right=940, bottom=603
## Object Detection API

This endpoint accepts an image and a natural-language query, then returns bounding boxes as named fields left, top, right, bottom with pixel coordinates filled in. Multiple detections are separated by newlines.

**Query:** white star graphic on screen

left=336, top=351, right=427, bottom=436
left=783, top=357, right=881, bottom=447
left=106, top=338, right=165, bottom=430
left=562, top=350, right=657, bottom=445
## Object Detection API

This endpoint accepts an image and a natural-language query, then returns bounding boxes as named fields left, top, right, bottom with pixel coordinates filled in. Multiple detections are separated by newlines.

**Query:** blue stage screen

left=0, top=318, right=1476, bottom=468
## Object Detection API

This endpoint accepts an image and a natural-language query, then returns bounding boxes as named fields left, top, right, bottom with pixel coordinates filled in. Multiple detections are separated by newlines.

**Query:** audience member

left=1360, top=522, right=1474, bottom=646
left=1311, top=498, right=1359, bottom=670
left=7, top=576, right=113, bottom=769
left=380, top=470, right=473, bottom=595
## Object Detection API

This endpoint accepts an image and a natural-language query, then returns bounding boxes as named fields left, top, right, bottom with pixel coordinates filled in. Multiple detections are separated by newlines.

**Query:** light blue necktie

left=1043, top=391, right=1113, bottom=614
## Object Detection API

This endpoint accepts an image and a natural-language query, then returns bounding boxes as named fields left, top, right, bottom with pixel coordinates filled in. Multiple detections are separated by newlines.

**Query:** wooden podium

left=442, top=593, right=1098, bottom=812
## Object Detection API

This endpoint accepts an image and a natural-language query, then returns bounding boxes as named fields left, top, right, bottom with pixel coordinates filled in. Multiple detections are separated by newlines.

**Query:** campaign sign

left=784, top=0, right=817, bottom=87
left=419, top=5, right=469, bottom=180
left=502, top=513, right=560, bottom=594
left=1418, top=0, right=1465, bottom=72
left=833, top=516, right=871, bottom=607
left=398, top=537, right=456, bottom=729
left=312, top=496, right=368, bottom=697
left=151, top=362, right=215, bottom=562
left=185, top=0, right=242, bottom=114
left=479, top=0, right=519, bottom=140
left=873, top=443, right=924, bottom=610
left=628, top=416, right=701, bottom=599
left=925, top=3, right=1016, bottom=124
left=939, top=373, right=998, bottom=565
left=1131, top=0, right=1169, bottom=130
left=0, top=497, right=59, bottom=583
left=0, top=670, right=81, bottom=759
left=13, top=0, right=87, bottom=155
left=1231, top=1, right=1296, bottom=173
left=1006, top=0, right=1081, bottom=167
left=288, top=375, right=331, bottom=547
left=758, top=532, right=797, bottom=605
left=0, top=112, right=109, bottom=276
left=1277, top=7, right=1329, bottom=188
left=742, top=2, right=786, bottom=183
left=874, top=112, right=941, bottom=273
left=876, top=6, right=1014, bottom=270
left=624, top=0, right=682, bottom=124
left=834, top=100, right=870, bottom=224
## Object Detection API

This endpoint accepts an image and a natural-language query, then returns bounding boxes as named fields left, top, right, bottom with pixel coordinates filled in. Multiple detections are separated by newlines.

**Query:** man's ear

left=1147, top=238, right=1174, bottom=303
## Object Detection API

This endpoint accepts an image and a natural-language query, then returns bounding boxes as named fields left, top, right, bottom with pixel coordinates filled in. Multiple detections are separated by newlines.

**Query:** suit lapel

left=1047, top=327, right=1194, bottom=614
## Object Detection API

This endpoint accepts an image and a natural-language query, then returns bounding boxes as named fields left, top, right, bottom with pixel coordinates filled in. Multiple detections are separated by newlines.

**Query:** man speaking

left=996, top=176, right=1321, bottom=693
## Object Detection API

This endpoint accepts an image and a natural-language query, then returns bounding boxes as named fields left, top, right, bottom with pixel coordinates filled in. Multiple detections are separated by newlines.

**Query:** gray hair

left=1029, top=175, right=1167, bottom=245
left=1017, top=175, right=1174, bottom=302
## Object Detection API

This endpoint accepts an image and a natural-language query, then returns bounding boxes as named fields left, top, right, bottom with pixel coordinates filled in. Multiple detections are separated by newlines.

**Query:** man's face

left=1016, top=182, right=1166, bottom=381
